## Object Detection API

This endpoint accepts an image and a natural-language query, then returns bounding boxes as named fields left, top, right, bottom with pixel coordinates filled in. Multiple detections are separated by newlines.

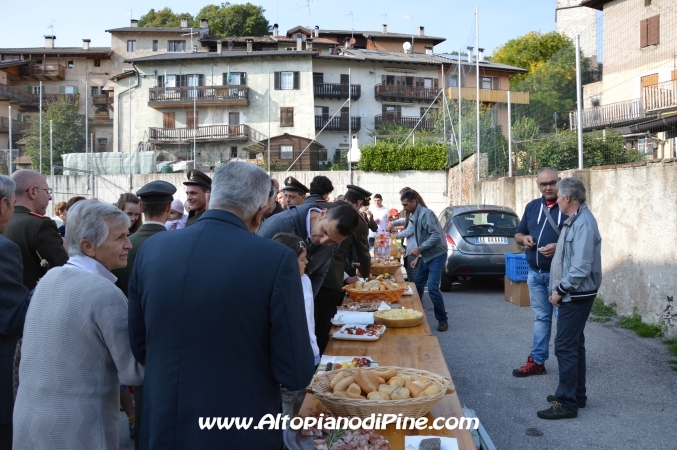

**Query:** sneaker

left=537, top=402, right=577, bottom=420
left=547, top=395, right=586, bottom=409
left=512, top=356, right=546, bottom=377
left=437, top=321, right=449, bottom=332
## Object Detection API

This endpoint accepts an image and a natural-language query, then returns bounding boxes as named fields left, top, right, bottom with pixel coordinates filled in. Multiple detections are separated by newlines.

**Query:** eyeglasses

left=26, top=187, right=52, bottom=195
left=538, top=181, right=557, bottom=188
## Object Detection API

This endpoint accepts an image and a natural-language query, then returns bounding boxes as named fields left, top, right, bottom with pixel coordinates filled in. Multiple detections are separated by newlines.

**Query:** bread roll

left=399, top=375, right=412, bottom=383
left=347, top=383, right=362, bottom=396
left=388, top=377, right=404, bottom=387
left=346, top=392, right=367, bottom=400
left=378, top=377, right=385, bottom=384
left=412, top=380, right=427, bottom=391
left=354, top=369, right=380, bottom=394
left=415, top=376, right=432, bottom=387
left=333, top=376, right=355, bottom=392
left=378, top=384, right=396, bottom=396
left=390, top=387, right=411, bottom=400
left=367, top=391, right=390, bottom=400
left=405, top=380, right=423, bottom=398
left=332, top=391, right=348, bottom=398
left=373, top=368, right=398, bottom=381
left=422, top=384, right=440, bottom=397
left=330, top=371, right=349, bottom=388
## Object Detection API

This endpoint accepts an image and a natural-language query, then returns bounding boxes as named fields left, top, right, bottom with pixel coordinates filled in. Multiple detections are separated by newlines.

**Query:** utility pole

left=8, top=106, right=12, bottom=174
left=575, top=35, right=584, bottom=169
left=475, top=7, right=480, bottom=182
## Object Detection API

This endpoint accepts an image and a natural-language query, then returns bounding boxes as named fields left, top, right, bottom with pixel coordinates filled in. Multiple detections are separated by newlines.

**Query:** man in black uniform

left=4, top=169, right=68, bottom=289
left=184, top=169, right=211, bottom=227
left=282, top=176, right=309, bottom=207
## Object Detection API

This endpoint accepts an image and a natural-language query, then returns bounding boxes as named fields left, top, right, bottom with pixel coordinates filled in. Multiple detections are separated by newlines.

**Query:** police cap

left=282, top=176, right=309, bottom=194
left=136, top=180, right=177, bottom=202
left=183, top=169, right=212, bottom=189
left=345, top=184, right=372, bottom=201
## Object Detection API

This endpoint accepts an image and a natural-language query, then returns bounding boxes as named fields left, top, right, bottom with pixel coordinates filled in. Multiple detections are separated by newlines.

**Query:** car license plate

left=475, top=237, right=508, bottom=244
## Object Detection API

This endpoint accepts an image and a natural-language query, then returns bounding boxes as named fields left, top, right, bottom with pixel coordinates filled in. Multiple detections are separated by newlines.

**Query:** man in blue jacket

left=513, top=168, right=568, bottom=377
left=400, top=190, right=449, bottom=331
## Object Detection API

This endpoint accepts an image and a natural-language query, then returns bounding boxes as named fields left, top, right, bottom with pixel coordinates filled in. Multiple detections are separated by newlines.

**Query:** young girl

left=115, top=193, right=143, bottom=235
left=271, top=232, right=320, bottom=417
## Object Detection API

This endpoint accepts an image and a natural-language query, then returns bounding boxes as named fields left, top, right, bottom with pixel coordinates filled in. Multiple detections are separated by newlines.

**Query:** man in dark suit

left=257, top=202, right=360, bottom=297
left=128, top=162, right=315, bottom=450
left=0, top=175, right=31, bottom=448
left=184, top=169, right=211, bottom=227
left=4, top=170, right=68, bottom=289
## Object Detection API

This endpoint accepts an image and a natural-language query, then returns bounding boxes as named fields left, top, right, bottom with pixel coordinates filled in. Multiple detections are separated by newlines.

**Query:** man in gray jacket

left=400, top=190, right=449, bottom=331
left=538, top=177, right=602, bottom=420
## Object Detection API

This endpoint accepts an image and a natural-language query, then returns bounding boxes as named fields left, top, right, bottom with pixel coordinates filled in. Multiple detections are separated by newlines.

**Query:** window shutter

left=293, top=71, right=300, bottom=89
left=198, top=74, right=204, bottom=86
left=381, top=75, right=386, bottom=84
left=163, top=112, right=175, bottom=128
left=27, top=86, right=33, bottom=93
left=186, top=111, right=198, bottom=128
left=647, top=15, right=660, bottom=45
left=322, top=106, right=329, bottom=120
left=640, top=19, right=648, bottom=48
left=433, top=79, right=439, bottom=89
left=72, top=86, right=78, bottom=94
left=59, top=86, right=65, bottom=94
left=340, top=74, right=349, bottom=85
left=157, top=76, right=164, bottom=87
left=415, top=77, right=423, bottom=87
left=240, top=73, right=247, bottom=85
left=274, top=72, right=280, bottom=90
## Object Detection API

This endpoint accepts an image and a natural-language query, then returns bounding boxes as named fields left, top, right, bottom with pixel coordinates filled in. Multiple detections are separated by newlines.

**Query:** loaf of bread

left=347, top=383, right=362, bottom=396
left=346, top=392, right=367, bottom=400
left=330, top=371, right=349, bottom=388
left=422, top=384, right=440, bottom=396
left=373, top=368, right=397, bottom=381
left=405, top=380, right=423, bottom=398
left=334, top=376, right=356, bottom=392
left=354, top=369, right=380, bottom=394
left=390, top=387, right=411, bottom=400
left=388, top=377, right=404, bottom=387
left=332, top=391, right=348, bottom=398
left=378, top=384, right=397, bottom=396
left=367, top=391, right=391, bottom=400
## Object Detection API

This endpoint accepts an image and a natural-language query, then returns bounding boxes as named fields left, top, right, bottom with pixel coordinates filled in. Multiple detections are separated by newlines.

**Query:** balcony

left=374, top=114, right=435, bottom=131
left=19, top=94, right=80, bottom=111
left=0, top=117, right=29, bottom=133
left=0, top=85, right=32, bottom=104
left=314, top=83, right=361, bottom=100
left=148, top=85, right=249, bottom=108
left=445, top=87, right=530, bottom=105
left=17, top=64, right=65, bottom=81
left=644, top=80, right=677, bottom=113
left=92, top=94, right=112, bottom=107
left=374, top=84, right=439, bottom=103
left=315, top=115, right=361, bottom=132
left=148, top=124, right=250, bottom=144
left=569, top=98, right=655, bottom=131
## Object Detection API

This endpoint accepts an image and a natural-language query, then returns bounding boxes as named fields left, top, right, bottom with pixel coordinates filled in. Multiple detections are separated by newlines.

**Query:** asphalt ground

left=425, top=278, right=677, bottom=450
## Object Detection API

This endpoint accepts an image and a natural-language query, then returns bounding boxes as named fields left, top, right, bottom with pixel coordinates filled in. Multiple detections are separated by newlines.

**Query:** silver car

left=438, top=205, right=523, bottom=291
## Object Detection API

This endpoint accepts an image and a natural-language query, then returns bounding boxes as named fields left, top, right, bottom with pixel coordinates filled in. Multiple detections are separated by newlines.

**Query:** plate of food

left=373, top=308, right=424, bottom=328
left=317, top=356, right=376, bottom=374
left=283, top=426, right=392, bottom=450
left=332, top=324, right=386, bottom=341
left=338, top=301, right=392, bottom=312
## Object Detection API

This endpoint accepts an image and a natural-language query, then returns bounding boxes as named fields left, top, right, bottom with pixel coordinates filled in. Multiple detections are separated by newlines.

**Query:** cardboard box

left=504, top=276, right=530, bottom=306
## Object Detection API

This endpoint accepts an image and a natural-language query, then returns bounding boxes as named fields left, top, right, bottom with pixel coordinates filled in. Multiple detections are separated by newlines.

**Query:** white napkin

left=331, top=311, right=374, bottom=325
left=377, top=301, right=392, bottom=311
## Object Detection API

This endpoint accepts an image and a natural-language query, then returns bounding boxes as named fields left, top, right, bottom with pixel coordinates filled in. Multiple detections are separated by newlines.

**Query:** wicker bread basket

left=369, top=262, right=401, bottom=276
left=373, top=309, right=424, bottom=328
left=308, top=366, right=454, bottom=419
left=342, top=283, right=407, bottom=302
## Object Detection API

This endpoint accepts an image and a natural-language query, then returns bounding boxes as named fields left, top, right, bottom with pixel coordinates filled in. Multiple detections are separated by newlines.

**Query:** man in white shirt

left=368, top=194, right=389, bottom=248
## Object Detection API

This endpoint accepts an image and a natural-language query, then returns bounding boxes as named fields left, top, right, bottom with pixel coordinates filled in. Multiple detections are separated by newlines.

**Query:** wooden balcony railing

left=314, top=115, right=361, bottom=132
left=374, top=114, right=435, bottom=131
left=314, top=83, right=361, bottom=100
left=18, top=64, right=65, bottom=80
left=445, top=87, right=530, bottom=105
left=148, top=85, right=249, bottom=108
left=91, top=94, right=111, bottom=106
left=0, top=116, right=29, bottom=133
left=569, top=98, right=652, bottom=131
left=0, top=85, right=32, bottom=103
left=374, top=84, right=439, bottom=102
left=148, top=124, right=250, bottom=143
left=0, top=85, right=78, bottom=110
left=644, top=80, right=677, bottom=113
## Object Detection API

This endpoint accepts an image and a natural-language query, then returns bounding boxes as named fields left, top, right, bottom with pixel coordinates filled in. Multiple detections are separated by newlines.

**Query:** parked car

left=437, top=205, right=523, bottom=291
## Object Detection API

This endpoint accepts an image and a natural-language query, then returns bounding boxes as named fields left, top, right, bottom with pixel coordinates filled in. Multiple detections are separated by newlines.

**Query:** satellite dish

left=403, top=42, right=412, bottom=51
left=360, top=109, right=368, bottom=118
left=349, top=37, right=356, bottom=45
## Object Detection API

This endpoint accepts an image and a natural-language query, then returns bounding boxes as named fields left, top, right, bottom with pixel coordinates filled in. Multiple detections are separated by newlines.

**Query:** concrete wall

left=471, top=160, right=677, bottom=335
left=556, top=0, right=598, bottom=60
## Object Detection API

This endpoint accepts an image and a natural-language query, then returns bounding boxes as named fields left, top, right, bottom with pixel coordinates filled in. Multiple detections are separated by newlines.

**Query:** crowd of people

left=0, top=164, right=600, bottom=448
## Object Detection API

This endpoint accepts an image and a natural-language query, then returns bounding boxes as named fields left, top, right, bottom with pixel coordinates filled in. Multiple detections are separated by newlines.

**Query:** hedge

left=358, top=142, right=447, bottom=172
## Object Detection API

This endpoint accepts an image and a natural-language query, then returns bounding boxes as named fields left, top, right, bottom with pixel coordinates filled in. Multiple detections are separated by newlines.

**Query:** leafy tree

left=23, top=100, right=85, bottom=174
left=512, top=116, right=540, bottom=142
left=138, top=8, right=196, bottom=28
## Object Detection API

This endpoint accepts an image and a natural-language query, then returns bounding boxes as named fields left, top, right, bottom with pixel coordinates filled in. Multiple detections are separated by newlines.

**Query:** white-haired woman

left=13, top=200, right=144, bottom=450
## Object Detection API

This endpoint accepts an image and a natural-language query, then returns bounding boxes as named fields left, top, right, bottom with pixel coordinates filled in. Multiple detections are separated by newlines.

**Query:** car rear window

left=452, top=212, right=518, bottom=237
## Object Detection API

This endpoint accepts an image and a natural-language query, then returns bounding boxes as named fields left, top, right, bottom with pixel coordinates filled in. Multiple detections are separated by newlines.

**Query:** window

left=313, top=72, right=324, bottom=84
left=280, top=145, right=293, bottom=158
left=230, top=146, right=238, bottom=158
left=94, top=59, right=101, bottom=67
left=97, top=138, right=108, bottom=152
left=449, top=74, right=459, bottom=87
left=280, top=107, right=294, bottom=127
left=228, top=112, right=240, bottom=125
left=223, top=72, right=246, bottom=85
left=481, top=76, right=498, bottom=90
left=91, top=86, right=99, bottom=95
left=425, top=46, right=433, bottom=55
left=31, top=86, right=42, bottom=95
left=127, top=40, right=137, bottom=52
left=315, top=106, right=329, bottom=119
left=640, top=15, right=660, bottom=48
left=274, top=71, right=300, bottom=90
left=61, top=85, right=77, bottom=94
left=67, top=60, right=74, bottom=69
left=382, top=104, right=401, bottom=121
left=152, top=40, right=158, bottom=52
left=157, top=74, right=203, bottom=87
left=340, top=74, right=349, bottom=85
left=645, top=0, right=652, bottom=5
left=186, top=111, right=198, bottom=129
left=163, top=112, right=176, bottom=128
left=168, top=40, right=186, bottom=52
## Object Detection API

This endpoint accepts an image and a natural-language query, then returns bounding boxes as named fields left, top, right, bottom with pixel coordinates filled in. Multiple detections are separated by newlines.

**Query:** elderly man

left=513, top=168, right=568, bottom=377
left=184, top=169, right=212, bottom=227
left=0, top=176, right=31, bottom=448
left=4, top=169, right=68, bottom=289
left=537, top=177, right=602, bottom=420
left=13, top=200, right=144, bottom=449
left=128, top=162, right=315, bottom=449
left=282, top=176, right=309, bottom=206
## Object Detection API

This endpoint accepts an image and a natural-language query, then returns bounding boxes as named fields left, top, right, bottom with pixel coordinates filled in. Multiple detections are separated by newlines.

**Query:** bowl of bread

left=342, top=278, right=407, bottom=302
left=369, top=258, right=401, bottom=276
left=373, top=308, right=424, bottom=328
left=308, top=366, right=454, bottom=419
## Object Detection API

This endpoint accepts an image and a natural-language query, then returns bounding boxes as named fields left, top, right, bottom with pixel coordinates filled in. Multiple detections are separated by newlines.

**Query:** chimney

left=314, top=26, right=319, bottom=38
left=418, top=26, right=425, bottom=37
left=130, top=19, right=138, bottom=28
left=273, top=23, right=278, bottom=37
left=44, top=35, right=56, bottom=49
left=306, top=38, right=313, bottom=51
left=478, top=48, right=485, bottom=61
left=82, top=39, right=91, bottom=50
left=246, top=38, right=253, bottom=53
left=466, top=46, right=474, bottom=62
left=217, top=40, right=222, bottom=54
left=200, top=18, right=208, bottom=29
left=296, top=36, right=302, bottom=51
left=181, top=18, right=188, bottom=28
left=382, top=24, right=387, bottom=34
left=348, top=134, right=361, bottom=163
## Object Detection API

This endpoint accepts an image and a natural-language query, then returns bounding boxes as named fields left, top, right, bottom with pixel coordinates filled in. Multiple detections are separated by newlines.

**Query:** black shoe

left=437, top=321, right=449, bottom=332
left=537, top=402, right=577, bottom=420
left=547, top=395, right=586, bottom=409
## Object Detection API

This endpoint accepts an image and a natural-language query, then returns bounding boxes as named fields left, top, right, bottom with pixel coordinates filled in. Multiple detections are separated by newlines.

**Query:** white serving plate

left=332, top=324, right=387, bottom=341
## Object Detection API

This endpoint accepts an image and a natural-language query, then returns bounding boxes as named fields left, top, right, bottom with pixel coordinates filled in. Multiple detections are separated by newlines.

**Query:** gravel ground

left=423, top=278, right=677, bottom=450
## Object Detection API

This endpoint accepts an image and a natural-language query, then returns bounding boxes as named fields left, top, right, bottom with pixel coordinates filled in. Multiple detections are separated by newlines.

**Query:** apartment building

left=573, top=0, right=677, bottom=158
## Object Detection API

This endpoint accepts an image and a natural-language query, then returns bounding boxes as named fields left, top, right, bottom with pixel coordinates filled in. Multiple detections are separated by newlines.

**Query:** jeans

left=368, top=237, right=375, bottom=249
left=403, top=254, right=419, bottom=282
left=554, top=298, right=595, bottom=413
left=414, top=253, right=448, bottom=322
left=527, top=268, right=558, bottom=365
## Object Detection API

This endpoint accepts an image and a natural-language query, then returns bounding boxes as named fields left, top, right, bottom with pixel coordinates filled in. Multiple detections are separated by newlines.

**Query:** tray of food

left=337, top=301, right=394, bottom=312
left=332, top=324, right=386, bottom=341
left=331, top=311, right=374, bottom=326
left=283, top=426, right=392, bottom=450
left=342, top=278, right=407, bottom=302
left=317, top=356, right=376, bottom=374
left=373, top=308, right=424, bottom=328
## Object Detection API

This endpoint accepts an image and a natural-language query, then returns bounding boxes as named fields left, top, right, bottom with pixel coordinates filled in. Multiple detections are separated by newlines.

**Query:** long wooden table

left=299, top=270, right=475, bottom=450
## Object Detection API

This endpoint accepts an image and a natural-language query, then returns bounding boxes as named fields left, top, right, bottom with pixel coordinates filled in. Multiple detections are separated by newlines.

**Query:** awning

left=629, top=115, right=677, bottom=134
left=101, top=82, right=116, bottom=91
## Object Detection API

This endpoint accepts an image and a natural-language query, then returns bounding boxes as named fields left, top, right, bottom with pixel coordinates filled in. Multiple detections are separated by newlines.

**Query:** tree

left=23, top=100, right=85, bottom=175
left=138, top=8, right=195, bottom=28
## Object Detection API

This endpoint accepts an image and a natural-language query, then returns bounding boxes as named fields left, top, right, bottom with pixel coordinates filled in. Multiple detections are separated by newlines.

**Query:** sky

left=1, top=0, right=556, bottom=55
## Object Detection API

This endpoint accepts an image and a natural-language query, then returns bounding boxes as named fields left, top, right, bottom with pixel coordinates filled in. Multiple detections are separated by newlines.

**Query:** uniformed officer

left=282, top=176, right=309, bottom=207
left=184, top=169, right=212, bottom=227
left=4, top=169, right=68, bottom=289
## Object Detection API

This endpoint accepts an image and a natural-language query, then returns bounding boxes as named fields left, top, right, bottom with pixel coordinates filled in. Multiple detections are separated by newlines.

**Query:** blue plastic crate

left=505, top=253, right=528, bottom=282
